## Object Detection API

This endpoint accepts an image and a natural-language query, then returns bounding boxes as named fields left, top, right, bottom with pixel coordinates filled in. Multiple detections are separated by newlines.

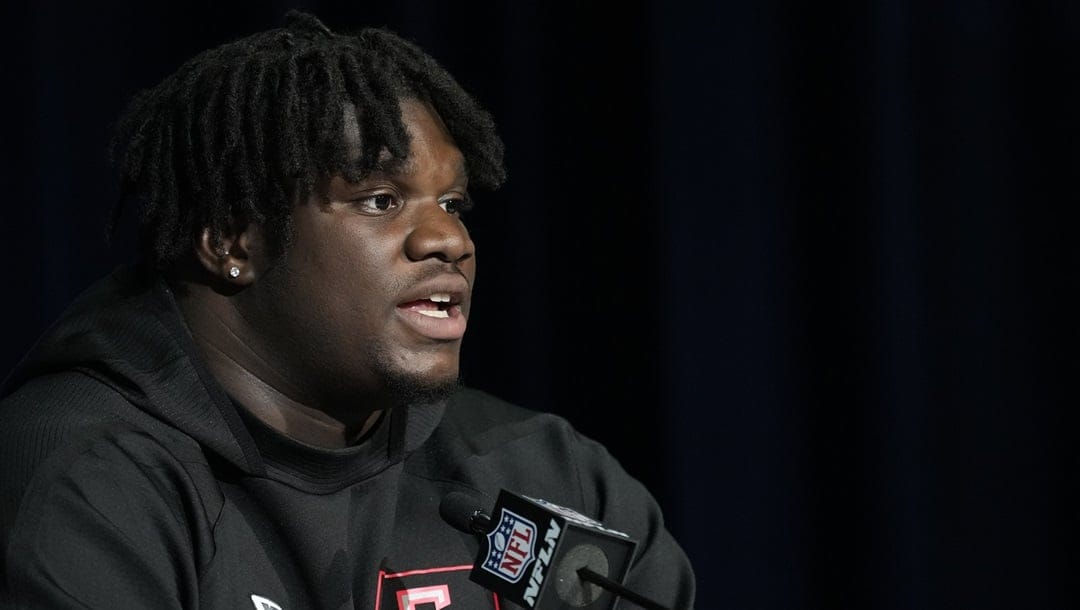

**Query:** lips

left=400, top=292, right=456, bottom=319
left=395, top=280, right=469, bottom=341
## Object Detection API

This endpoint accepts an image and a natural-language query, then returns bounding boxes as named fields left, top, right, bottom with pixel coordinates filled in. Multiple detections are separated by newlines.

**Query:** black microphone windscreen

left=439, top=491, right=485, bottom=535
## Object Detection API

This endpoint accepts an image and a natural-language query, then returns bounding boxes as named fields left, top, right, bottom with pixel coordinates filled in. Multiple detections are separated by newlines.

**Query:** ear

left=193, top=225, right=259, bottom=286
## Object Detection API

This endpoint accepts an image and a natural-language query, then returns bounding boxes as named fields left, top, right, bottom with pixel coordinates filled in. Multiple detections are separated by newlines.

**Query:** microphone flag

left=468, top=490, right=638, bottom=609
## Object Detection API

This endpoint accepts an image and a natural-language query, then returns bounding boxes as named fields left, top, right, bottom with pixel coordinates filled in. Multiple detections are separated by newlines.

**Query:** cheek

left=292, top=218, right=389, bottom=291
left=279, top=211, right=411, bottom=338
left=307, top=230, right=400, bottom=324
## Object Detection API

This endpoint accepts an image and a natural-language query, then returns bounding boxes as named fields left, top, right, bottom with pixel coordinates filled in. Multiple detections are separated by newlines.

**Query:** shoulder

left=0, top=371, right=213, bottom=548
left=2, top=382, right=212, bottom=517
left=424, top=388, right=638, bottom=516
left=1, top=419, right=214, bottom=607
left=13, top=420, right=205, bottom=525
left=1, top=369, right=133, bottom=427
left=0, top=371, right=147, bottom=502
left=440, top=387, right=585, bottom=451
left=0, top=369, right=203, bottom=487
left=436, top=388, right=616, bottom=487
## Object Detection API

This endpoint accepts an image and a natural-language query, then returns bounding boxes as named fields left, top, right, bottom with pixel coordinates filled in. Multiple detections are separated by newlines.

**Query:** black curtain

left=1, top=1, right=1075, bottom=607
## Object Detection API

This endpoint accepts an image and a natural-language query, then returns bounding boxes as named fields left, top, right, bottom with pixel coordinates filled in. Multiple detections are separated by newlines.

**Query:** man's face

left=238, top=99, right=475, bottom=414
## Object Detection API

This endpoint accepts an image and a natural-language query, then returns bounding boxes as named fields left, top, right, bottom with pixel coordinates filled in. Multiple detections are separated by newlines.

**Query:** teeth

left=429, top=293, right=452, bottom=303
left=418, top=309, right=450, bottom=319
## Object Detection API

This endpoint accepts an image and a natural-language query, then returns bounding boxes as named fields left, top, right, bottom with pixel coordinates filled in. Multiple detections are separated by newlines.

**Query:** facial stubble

left=364, top=338, right=462, bottom=408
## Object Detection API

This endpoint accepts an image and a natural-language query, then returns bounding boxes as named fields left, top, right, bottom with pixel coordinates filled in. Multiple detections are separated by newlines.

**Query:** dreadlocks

left=110, top=10, right=506, bottom=269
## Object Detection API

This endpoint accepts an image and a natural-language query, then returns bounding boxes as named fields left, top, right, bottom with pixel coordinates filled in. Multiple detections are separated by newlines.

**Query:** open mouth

left=395, top=283, right=469, bottom=341
left=399, top=293, right=461, bottom=319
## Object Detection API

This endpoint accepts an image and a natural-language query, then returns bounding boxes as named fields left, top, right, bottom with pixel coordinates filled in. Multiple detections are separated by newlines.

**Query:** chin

left=382, top=370, right=461, bottom=407
left=367, top=342, right=462, bottom=406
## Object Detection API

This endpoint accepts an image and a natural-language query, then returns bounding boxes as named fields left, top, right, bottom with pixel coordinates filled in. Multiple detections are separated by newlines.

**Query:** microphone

left=439, top=491, right=493, bottom=536
left=439, top=490, right=671, bottom=609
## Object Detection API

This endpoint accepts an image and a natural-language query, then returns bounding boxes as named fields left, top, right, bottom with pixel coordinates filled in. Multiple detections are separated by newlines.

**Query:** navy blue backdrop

left=1, top=1, right=1075, bottom=608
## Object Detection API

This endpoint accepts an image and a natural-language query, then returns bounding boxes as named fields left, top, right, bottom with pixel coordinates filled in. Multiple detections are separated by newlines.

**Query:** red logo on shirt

left=374, top=565, right=500, bottom=609
left=396, top=585, right=451, bottom=610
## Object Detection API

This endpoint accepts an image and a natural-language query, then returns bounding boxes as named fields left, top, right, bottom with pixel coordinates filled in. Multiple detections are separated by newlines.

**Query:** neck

left=176, top=281, right=384, bottom=449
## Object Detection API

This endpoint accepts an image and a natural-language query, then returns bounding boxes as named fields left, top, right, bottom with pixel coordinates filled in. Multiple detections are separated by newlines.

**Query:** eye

left=352, top=192, right=401, bottom=215
left=438, top=195, right=474, bottom=216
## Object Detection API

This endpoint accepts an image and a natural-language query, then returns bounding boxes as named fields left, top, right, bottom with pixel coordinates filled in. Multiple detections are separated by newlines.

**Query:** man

left=0, top=12, right=694, bottom=609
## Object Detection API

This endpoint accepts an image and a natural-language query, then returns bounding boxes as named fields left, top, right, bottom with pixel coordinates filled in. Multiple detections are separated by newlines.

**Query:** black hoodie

left=0, top=266, right=695, bottom=609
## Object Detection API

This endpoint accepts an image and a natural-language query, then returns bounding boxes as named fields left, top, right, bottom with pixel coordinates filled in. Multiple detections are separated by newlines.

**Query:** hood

left=2, top=266, right=449, bottom=481
left=1, top=266, right=262, bottom=473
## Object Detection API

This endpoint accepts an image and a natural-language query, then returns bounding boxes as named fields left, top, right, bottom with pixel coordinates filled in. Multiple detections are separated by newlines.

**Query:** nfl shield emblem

left=480, top=508, right=537, bottom=583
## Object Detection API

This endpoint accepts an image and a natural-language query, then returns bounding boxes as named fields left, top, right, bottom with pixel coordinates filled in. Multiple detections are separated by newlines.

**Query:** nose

left=404, top=202, right=475, bottom=264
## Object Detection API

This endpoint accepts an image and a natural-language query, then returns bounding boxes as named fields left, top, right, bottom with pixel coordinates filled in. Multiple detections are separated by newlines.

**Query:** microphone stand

left=577, top=568, right=671, bottom=610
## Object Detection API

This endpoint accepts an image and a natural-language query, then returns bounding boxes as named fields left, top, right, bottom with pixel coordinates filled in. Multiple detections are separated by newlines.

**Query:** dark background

left=1, top=1, right=1076, bottom=608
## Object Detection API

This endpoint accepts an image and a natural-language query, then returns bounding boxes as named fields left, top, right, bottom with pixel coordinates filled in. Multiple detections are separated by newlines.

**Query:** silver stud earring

left=229, top=266, right=240, bottom=278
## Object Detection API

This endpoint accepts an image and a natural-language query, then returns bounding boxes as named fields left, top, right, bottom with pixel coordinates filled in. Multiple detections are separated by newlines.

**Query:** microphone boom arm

left=577, top=567, right=671, bottom=610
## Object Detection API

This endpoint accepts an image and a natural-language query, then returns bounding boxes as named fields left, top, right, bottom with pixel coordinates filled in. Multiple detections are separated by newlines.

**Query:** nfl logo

left=480, top=508, right=537, bottom=583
